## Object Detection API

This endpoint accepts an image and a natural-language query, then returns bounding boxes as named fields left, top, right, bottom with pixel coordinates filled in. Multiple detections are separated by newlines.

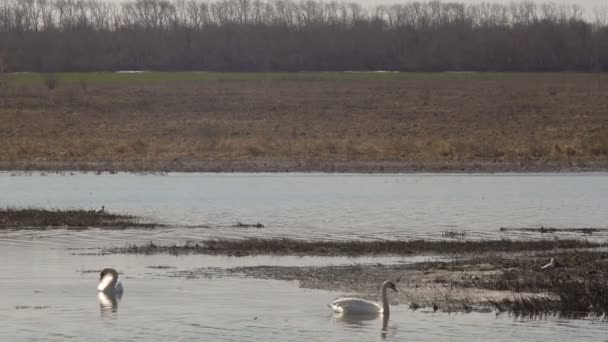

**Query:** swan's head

left=99, top=268, right=119, bottom=281
left=383, top=281, right=398, bottom=292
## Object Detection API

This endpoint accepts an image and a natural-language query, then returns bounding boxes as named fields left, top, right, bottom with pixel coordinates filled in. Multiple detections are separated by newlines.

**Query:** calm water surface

left=1, top=172, right=608, bottom=241
left=2, top=172, right=608, bottom=340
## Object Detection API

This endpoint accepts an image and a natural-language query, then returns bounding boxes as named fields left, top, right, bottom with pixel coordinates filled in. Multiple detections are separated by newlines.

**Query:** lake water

left=1, top=172, right=608, bottom=241
left=2, top=172, right=608, bottom=340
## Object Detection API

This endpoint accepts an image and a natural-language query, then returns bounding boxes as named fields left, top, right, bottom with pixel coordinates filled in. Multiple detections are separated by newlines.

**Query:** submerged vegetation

left=105, top=238, right=604, bottom=256
left=0, top=207, right=153, bottom=228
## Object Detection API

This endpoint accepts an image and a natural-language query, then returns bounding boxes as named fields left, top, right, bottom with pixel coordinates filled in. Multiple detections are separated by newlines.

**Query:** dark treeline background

left=1, top=0, right=607, bottom=72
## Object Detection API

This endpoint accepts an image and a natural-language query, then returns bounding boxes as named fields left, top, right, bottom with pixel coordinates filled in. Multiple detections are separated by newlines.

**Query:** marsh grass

left=444, top=251, right=608, bottom=317
left=105, top=238, right=603, bottom=256
left=0, top=207, right=148, bottom=228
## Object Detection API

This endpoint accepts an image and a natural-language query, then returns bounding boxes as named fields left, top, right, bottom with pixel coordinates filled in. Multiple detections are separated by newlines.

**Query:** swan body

left=541, top=258, right=555, bottom=271
left=331, top=298, right=383, bottom=314
left=97, top=268, right=124, bottom=294
left=329, top=280, right=397, bottom=316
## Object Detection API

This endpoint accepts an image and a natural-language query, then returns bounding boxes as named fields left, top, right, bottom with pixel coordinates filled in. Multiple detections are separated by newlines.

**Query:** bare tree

left=0, top=0, right=605, bottom=72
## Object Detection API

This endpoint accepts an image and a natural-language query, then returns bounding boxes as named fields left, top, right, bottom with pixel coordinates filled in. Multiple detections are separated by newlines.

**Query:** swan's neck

left=381, top=286, right=390, bottom=316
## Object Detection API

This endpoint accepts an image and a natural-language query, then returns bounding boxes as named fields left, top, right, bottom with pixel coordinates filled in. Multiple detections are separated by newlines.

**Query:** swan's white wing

left=331, top=298, right=382, bottom=315
left=97, top=273, right=114, bottom=292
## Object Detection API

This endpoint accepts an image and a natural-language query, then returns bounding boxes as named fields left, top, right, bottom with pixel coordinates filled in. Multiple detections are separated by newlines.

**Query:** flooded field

left=2, top=172, right=608, bottom=340
left=3, top=237, right=608, bottom=341
left=1, top=172, right=608, bottom=241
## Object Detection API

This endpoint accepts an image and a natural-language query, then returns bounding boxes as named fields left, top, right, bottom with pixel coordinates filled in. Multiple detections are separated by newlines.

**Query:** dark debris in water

left=15, top=305, right=52, bottom=310
left=234, top=221, right=265, bottom=228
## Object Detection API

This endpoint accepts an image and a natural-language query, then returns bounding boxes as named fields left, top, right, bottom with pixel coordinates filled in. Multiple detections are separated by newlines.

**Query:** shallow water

left=2, top=172, right=608, bottom=340
left=1, top=172, right=608, bottom=241
left=2, top=238, right=608, bottom=341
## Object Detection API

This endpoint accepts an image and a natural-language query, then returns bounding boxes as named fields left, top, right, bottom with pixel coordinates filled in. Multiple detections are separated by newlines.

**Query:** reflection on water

left=98, top=291, right=121, bottom=316
left=334, top=312, right=391, bottom=339
left=335, top=312, right=381, bottom=326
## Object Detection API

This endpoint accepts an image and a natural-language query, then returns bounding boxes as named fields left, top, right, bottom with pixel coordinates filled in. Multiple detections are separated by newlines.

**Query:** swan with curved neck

left=329, top=280, right=397, bottom=315
left=97, top=268, right=124, bottom=294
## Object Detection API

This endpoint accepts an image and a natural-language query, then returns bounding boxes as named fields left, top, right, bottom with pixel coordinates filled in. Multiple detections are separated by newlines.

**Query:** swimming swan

left=97, top=268, right=124, bottom=294
left=329, top=280, right=397, bottom=315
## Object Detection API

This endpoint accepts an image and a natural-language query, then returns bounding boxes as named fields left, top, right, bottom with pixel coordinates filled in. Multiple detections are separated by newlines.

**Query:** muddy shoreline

left=170, top=248, right=608, bottom=317
left=1, top=159, right=608, bottom=173
left=104, top=238, right=608, bottom=317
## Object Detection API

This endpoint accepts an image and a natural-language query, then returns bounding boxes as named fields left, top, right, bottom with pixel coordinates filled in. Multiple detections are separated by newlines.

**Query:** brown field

left=1, top=72, right=607, bottom=172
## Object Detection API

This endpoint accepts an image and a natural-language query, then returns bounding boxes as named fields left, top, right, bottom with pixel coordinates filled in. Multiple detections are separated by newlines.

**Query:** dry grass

left=1, top=72, right=608, bottom=171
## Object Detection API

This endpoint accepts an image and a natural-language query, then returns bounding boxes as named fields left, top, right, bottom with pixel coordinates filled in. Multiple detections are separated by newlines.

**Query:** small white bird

left=329, top=280, right=397, bottom=316
left=540, top=258, right=555, bottom=271
left=97, top=268, right=124, bottom=294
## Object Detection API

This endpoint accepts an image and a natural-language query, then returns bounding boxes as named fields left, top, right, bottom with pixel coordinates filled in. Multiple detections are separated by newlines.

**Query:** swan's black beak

left=392, top=286, right=398, bottom=292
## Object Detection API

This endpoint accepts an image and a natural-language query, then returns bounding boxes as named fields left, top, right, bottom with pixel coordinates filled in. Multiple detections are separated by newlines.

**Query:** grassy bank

left=1, top=72, right=607, bottom=172
left=0, top=207, right=153, bottom=228
left=105, top=238, right=603, bottom=256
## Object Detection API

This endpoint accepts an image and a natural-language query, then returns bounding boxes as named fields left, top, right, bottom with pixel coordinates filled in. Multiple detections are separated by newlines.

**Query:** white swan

left=540, top=258, right=555, bottom=271
left=97, top=268, right=124, bottom=294
left=329, top=280, right=397, bottom=315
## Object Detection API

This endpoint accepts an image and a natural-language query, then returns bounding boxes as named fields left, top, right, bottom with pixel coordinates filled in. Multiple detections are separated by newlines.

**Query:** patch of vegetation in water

left=0, top=207, right=157, bottom=229
left=104, top=238, right=605, bottom=256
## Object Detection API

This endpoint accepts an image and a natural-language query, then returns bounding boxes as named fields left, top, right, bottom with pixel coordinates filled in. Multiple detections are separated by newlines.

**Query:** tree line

left=0, top=0, right=607, bottom=72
